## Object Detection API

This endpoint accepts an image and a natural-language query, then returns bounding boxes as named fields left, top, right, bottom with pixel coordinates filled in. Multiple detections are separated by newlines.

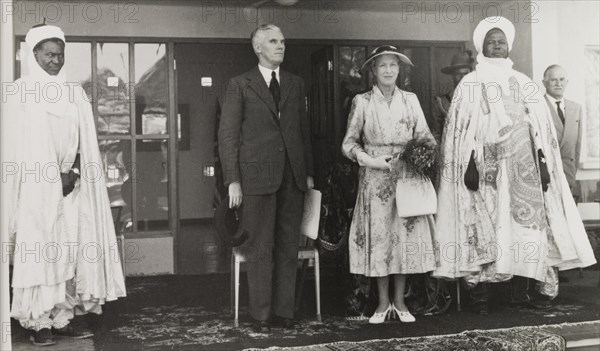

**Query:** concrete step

left=541, top=320, right=600, bottom=351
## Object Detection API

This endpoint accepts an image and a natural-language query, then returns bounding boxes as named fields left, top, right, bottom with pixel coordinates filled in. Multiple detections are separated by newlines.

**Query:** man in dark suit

left=218, top=24, right=314, bottom=332
left=543, top=64, right=583, bottom=202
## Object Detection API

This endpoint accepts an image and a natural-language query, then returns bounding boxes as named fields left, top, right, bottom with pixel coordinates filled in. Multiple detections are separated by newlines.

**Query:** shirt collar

left=545, top=94, right=564, bottom=106
left=258, top=64, right=280, bottom=86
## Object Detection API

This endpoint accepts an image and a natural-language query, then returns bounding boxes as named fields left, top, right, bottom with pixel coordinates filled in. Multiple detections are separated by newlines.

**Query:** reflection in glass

left=135, top=44, right=168, bottom=135
left=135, top=139, right=169, bottom=231
left=99, top=140, right=133, bottom=232
left=339, top=47, right=368, bottom=115
left=97, top=43, right=130, bottom=135
left=18, top=42, right=93, bottom=101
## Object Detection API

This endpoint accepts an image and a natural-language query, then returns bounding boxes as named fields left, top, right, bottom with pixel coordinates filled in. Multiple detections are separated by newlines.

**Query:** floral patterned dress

left=342, top=86, right=437, bottom=277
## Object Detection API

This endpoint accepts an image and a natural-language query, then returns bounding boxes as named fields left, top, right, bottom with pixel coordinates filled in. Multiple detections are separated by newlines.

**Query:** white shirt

left=258, top=64, right=280, bottom=87
left=545, top=94, right=565, bottom=115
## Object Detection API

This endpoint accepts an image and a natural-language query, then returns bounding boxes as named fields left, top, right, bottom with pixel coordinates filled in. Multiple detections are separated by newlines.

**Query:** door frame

left=14, top=35, right=466, bottom=275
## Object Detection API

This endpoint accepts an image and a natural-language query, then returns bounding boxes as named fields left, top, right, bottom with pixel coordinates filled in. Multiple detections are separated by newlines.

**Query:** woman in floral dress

left=342, top=46, right=437, bottom=324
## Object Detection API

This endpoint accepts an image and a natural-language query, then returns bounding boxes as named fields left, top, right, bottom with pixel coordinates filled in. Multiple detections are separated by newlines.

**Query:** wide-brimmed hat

left=360, top=45, right=414, bottom=71
left=441, top=50, right=474, bottom=74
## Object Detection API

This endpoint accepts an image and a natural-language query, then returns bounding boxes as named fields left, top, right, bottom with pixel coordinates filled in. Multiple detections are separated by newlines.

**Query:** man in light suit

left=218, top=24, right=314, bottom=332
left=543, top=65, right=583, bottom=201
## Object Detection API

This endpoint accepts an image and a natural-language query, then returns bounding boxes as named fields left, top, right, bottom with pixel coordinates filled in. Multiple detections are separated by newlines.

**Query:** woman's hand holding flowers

left=400, top=139, right=437, bottom=178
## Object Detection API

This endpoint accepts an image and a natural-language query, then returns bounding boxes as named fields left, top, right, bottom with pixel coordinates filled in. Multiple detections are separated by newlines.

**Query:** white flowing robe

left=5, top=53, right=126, bottom=322
left=433, top=64, right=596, bottom=290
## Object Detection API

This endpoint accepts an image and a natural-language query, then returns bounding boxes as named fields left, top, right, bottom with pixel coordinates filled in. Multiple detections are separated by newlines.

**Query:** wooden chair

left=230, top=241, right=321, bottom=328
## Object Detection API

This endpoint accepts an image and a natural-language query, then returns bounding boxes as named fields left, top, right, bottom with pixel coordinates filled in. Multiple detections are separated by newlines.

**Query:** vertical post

left=0, top=1, right=15, bottom=349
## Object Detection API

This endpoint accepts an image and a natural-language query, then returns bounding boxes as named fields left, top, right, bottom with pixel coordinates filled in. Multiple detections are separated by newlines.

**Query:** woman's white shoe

left=391, top=303, right=415, bottom=322
left=369, top=304, right=392, bottom=324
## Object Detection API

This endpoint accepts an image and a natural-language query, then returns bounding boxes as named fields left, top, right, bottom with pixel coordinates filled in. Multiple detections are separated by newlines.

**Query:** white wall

left=532, top=0, right=600, bottom=177
left=12, top=0, right=472, bottom=40
left=1, top=1, right=14, bottom=347
left=123, top=237, right=174, bottom=276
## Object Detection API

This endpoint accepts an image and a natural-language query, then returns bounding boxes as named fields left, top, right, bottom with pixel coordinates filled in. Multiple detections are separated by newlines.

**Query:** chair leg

left=234, top=254, right=240, bottom=328
left=456, top=281, right=461, bottom=312
left=230, top=252, right=235, bottom=316
left=314, top=249, right=321, bottom=322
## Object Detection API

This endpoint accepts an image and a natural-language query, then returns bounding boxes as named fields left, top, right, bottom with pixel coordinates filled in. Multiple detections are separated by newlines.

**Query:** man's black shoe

left=231, top=229, right=249, bottom=247
left=30, top=328, right=56, bottom=346
left=271, top=316, right=295, bottom=329
left=251, top=320, right=271, bottom=333
left=54, top=321, right=94, bottom=339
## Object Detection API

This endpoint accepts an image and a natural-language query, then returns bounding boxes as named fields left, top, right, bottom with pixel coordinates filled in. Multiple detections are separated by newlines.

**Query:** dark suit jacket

left=545, top=95, right=582, bottom=188
left=218, top=67, right=314, bottom=195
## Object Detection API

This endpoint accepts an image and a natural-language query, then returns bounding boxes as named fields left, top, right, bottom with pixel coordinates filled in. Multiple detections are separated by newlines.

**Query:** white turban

left=473, top=16, right=515, bottom=53
left=22, top=25, right=68, bottom=114
left=25, top=25, right=65, bottom=51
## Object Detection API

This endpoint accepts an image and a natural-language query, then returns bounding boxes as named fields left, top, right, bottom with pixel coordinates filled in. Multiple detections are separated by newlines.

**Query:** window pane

left=135, top=43, right=168, bottom=136
left=135, top=139, right=169, bottom=231
left=99, top=139, right=133, bottom=233
left=584, top=46, right=599, bottom=161
left=339, top=46, right=368, bottom=140
left=97, top=43, right=130, bottom=135
left=339, top=46, right=368, bottom=99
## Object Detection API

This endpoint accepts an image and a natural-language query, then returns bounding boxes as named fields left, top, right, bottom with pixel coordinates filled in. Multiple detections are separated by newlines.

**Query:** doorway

left=175, top=42, right=330, bottom=274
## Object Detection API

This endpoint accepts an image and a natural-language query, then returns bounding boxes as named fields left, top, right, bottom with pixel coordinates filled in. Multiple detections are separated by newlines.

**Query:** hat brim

left=213, top=196, right=240, bottom=243
left=360, top=51, right=414, bottom=71
left=441, top=63, right=473, bottom=74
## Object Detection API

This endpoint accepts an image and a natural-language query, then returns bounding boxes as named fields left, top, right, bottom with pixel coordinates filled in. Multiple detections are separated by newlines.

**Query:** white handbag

left=396, top=173, right=437, bottom=218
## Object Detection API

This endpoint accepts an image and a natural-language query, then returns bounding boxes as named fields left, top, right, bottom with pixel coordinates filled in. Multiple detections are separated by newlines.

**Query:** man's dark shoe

left=30, top=328, right=56, bottom=346
left=54, top=322, right=94, bottom=339
left=271, top=316, right=295, bottom=329
left=251, top=320, right=271, bottom=333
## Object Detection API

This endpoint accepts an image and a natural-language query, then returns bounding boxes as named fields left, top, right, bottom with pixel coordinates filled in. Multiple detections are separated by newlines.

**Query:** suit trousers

left=239, top=155, right=304, bottom=321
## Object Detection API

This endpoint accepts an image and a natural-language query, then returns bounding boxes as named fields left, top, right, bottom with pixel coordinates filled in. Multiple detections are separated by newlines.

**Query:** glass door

left=95, top=42, right=174, bottom=236
left=18, top=39, right=177, bottom=240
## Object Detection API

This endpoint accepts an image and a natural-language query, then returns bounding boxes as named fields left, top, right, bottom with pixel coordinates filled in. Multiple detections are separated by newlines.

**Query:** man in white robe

left=433, top=16, right=596, bottom=313
left=4, top=24, right=126, bottom=346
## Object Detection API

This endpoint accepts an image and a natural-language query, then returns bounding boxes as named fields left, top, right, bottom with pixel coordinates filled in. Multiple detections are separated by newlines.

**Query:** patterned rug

left=93, top=273, right=598, bottom=350
left=244, top=326, right=565, bottom=351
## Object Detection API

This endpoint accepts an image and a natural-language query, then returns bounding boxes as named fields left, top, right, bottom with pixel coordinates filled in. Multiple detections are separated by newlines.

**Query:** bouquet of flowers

left=399, top=139, right=437, bottom=179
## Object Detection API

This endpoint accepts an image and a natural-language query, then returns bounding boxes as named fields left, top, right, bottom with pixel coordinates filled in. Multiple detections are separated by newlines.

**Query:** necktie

left=556, top=101, right=565, bottom=124
left=269, top=71, right=280, bottom=114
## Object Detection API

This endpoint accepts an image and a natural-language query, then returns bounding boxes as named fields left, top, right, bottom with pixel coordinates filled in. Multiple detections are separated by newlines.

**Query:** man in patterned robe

left=433, top=16, right=596, bottom=314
